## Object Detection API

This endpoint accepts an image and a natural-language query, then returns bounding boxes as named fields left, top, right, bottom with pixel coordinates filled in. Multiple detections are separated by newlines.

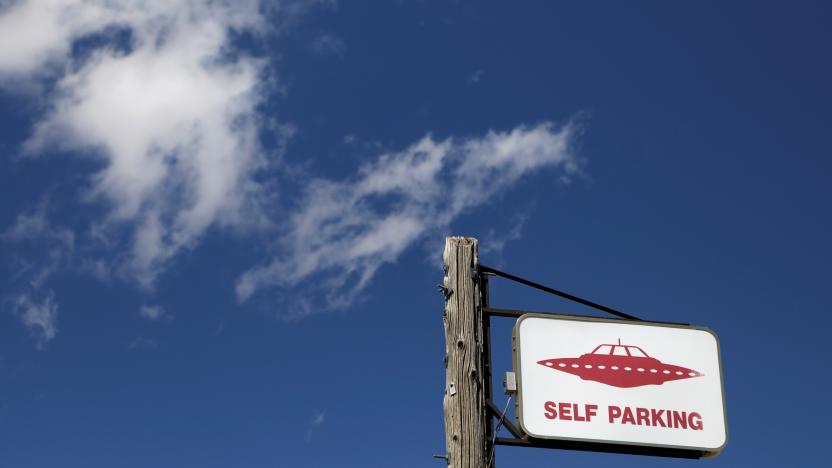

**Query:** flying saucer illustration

left=537, top=339, right=704, bottom=388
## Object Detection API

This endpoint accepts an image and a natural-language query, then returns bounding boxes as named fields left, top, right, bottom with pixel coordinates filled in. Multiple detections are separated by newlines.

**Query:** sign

left=513, top=314, right=727, bottom=456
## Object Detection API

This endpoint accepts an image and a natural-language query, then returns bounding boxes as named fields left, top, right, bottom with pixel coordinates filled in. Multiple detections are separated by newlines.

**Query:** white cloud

left=2, top=200, right=75, bottom=291
left=236, top=122, right=579, bottom=308
left=139, top=304, right=166, bottom=321
left=0, top=0, right=265, bottom=78
left=12, top=291, right=59, bottom=349
left=2, top=201, right=74, bottom=248
left=2, top=0, right=272, bottom=288
left=0, top=0, right=102, bottom=78
left=3, top=201, right=73, bottom=347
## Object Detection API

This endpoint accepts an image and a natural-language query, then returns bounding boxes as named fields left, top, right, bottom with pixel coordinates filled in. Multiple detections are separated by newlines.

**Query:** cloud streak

left=236, top=122, right=579, bottom=309
left=3, top=201, right=75, bottom=347
left=12, top=291, right=59, bottom=349
left=139, top=304, right=168, bottom=321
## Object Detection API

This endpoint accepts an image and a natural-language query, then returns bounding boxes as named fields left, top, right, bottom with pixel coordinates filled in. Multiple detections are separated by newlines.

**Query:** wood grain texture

left=442, top=237, right=486, bottom=468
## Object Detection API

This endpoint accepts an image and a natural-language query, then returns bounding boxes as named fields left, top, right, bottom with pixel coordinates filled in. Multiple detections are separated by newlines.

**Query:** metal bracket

left=432, top=453, right=450, bottom=463
left=486, top=399, right=524, bottom=439
left=477, top=264, right=641, bottom=321
left=437, top=284, right=453, bottom=299
left=476, top=264, right=705, bottom=465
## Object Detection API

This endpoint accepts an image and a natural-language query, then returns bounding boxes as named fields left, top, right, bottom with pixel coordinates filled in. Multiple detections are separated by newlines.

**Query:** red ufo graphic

left=537, top=339, right=704, bottom=388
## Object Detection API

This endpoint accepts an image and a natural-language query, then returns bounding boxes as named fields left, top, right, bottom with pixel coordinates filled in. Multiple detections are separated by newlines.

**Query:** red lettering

left=689, top=412, right=703, bottom=430
left=608, top=406, right=622, bottom=423
left=622, top=407, right=636, bottom=425
left=636, top=407, right=649, bottom=426
left=672, top=411, right=688, bottom=429
left=651, top=409, right=666, bottom=427
left=606, top=405, right=702, bottom=431
left=558, top=402, right=572, bottom=421
left=573, top=404, right=585, bottom=422
left=543, top=401, right=557, bottom=420
left=586, top=404, right=598, bottom=423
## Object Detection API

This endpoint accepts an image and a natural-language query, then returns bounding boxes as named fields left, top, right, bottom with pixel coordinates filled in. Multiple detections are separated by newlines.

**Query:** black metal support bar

left=486, top=400, right=524, bottom=439
left=482, top=307, right=527, bottom=318
left=478, top=264, right=641, bottom=321
left=480, top=273, right=495, bottom=468
left=493, top=438, right=702, bottom=459
left=484, top=307, right=689, bottom=327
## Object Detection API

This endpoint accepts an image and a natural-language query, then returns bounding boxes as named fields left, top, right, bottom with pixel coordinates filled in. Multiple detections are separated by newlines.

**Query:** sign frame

left=512, top=313, right=728, bottom=458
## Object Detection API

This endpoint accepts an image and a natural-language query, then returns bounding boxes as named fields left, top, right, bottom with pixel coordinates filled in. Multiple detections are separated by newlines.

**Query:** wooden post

left=442, top=237, right=487, bottom=468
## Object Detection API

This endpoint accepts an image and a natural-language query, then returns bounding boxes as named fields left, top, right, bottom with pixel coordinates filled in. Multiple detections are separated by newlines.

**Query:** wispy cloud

left=2, top=201, right=74, bottom=248
left=11, top=291, right=59, bottom=350
left=2, top=200, right=75, bottom=289
left=470, top=69, right=484, bottom=83
left=139, top=304, right=169, bottom=321
left=3, top=201, right=74, bottom=346
left=306, top=410, right=326, bottom=442
left=237, top=122, right=580, bottom=310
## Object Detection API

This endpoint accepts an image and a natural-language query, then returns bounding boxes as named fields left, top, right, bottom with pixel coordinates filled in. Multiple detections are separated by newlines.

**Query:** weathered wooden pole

left=442, top=237, right=487, bottom=468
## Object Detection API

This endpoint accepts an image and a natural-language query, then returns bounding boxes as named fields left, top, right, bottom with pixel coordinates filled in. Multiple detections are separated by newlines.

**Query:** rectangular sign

left=513, top=314, right=727, bottom=456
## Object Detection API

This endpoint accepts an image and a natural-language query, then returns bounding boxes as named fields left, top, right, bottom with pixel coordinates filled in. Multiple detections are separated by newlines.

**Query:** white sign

left=514, top=314, right=727, bottom=455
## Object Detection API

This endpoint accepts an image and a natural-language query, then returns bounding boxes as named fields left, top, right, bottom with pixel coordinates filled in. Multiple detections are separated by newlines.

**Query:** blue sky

left=0, top=1, right=830, bottom=467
